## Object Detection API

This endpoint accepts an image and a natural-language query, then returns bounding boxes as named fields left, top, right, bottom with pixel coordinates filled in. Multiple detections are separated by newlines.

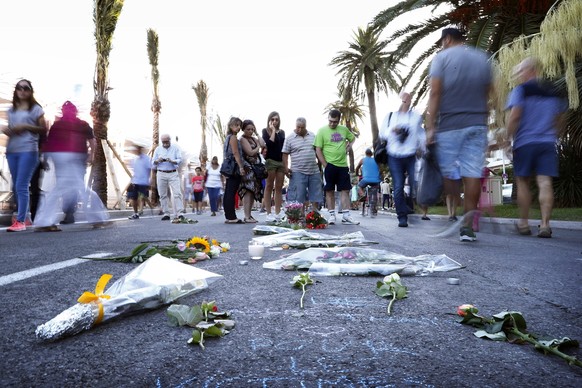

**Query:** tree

left=147, top=28, right=161, bottom=205
left=371, top=0, right=565, bottom=106
left=325, top=85, right=365, bottom=172
left=90, top=0, right=125, bottom=204
left=211, top=114, right=227, bottom=147
left=193, top=80, right=209, bottom=166
left=329, top=25, right=400, bottom=145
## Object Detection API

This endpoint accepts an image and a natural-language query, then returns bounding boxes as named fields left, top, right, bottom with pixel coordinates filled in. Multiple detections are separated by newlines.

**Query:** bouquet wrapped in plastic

left=252, top=225, right=295, bottom=236
left=251, top=230, right=377, bottom=249
left=35, top=254, right=223, bottom=341
left=262, top=247, right=463, bottom=276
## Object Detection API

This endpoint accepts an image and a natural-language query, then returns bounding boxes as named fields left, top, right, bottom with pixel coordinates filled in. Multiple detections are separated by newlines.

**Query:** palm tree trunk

left=367, top=89, right=380, bottom=145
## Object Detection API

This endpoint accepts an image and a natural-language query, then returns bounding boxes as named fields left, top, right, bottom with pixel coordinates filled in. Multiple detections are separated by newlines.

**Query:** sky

left=1, top=0, right=405, bottom=161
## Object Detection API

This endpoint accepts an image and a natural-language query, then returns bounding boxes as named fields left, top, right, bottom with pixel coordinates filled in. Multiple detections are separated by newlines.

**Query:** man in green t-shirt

left=314, top=109, right=359, bottom=225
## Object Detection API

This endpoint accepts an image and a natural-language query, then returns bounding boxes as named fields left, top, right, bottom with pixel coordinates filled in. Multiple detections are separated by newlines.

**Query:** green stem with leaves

left=509, top=327, right=582, bottom=368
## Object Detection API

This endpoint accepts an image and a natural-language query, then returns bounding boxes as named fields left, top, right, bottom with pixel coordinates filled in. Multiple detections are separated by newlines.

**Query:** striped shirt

left=281, top=131, right=319, bottom=175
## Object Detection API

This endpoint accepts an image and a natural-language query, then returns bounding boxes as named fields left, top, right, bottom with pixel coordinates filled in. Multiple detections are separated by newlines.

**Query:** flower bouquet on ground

left=284, top=202, right=303, bottom=224
left=263, top=246, right=463, bottom=276
left=457, top=305, right=582, bottom=368
left=252, top=225, right=295, bottom=235
left=305, top=210, right=327, bottom=230
left=36, top=254, right=223, bottom=342
left=88, top=235, right=230, bottom=263
left=252, top=230, right=377, bottom=249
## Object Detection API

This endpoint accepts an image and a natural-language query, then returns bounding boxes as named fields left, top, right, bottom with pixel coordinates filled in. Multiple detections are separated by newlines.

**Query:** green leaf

left=190, top=329, right=202, bottom=344
left=130, top=242, right=150, bottom=256
left=538, top=337, right=580, bottom=350
left=474, top=330, right=507, bottom=341
left=395, top=286, right=408, bottom=299
left=215, top=319, right=236, bottom=330
left=167, top=304, right=204, bottom=327
left=205, top=325, right=225, bottom=338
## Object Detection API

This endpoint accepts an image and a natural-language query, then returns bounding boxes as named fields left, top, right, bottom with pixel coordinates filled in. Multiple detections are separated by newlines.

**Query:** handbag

left=374, top=139, right=388, bottom=165
left=416, top=144, right=443, bottom=206
left=220, top=138, right=239, bottom=177
left=252, top=162, right=267, bottom=180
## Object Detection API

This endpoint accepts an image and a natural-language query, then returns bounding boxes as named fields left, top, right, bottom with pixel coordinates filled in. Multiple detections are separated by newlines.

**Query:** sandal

left=537, top=226, right=552, bottom=238
left=515, top=223, right=532, bottom=236
left=244, top=217, right=258, bottom=223
left=34, top=225, right=62, bottom=232
left=225, top=219, right=245, bottom=224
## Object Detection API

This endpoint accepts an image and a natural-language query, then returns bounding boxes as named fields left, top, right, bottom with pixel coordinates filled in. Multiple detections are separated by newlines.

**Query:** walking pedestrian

left=380, top=178, right=391, bottom=210
left=505, top=57, right=566, bottom=238
left=379, top=92, right=425, bottom=227
left=3, top=79, right=47, bottom=232
left=152, top=134, right=184, bottom=221
left=205, top=156, right=224, bottom=216
left=426, top=28, right=493, bottom=241
left=314, top=109, right=358, bottom=225
left=223, top=117, right=245, bottom=224
left=191, top=166, right=205, bottom=215
left=127, top=143, right=151, bottom=220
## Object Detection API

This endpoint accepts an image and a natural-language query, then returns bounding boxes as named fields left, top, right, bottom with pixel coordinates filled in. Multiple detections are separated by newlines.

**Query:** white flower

left=220, top=242, right=230, bottom=251
left=383, top=273, right=400, bottom=284
left=210, top=245, right=221, bottom=257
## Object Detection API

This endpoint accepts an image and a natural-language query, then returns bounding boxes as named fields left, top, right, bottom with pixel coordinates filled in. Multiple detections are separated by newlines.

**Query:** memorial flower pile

left=99, top=236, right=230, bottom=263
left=305, top=210, right=327, bottom=229
left=167, top=301, right=234, bottom=350
left=457, top=305, right=582, bottom=368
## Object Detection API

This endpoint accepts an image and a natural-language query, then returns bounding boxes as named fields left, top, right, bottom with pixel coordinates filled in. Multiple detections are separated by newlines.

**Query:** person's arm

left=506, top=106, right=522, bottom=139
left=87, top=138, right=96, bottom=165
left=282, top=152, right=291, bottom=177
left=355, top=158, right=363, bottom=176
left=426, top=76, right=442, bottom=144
left=315, top=147, right=327, bottom=168
left=230, top=135, right=245, bottom=175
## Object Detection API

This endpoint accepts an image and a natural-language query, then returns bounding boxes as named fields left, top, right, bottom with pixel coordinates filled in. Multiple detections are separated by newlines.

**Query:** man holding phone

left=152, top=134, right=185, bottom=221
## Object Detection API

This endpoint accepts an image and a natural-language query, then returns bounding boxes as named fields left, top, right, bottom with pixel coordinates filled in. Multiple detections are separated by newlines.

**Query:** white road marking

left=0, top=252, right=113, bottom=287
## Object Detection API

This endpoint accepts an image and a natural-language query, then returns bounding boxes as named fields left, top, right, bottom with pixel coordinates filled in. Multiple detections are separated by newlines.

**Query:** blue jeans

left=388, top=154, right=416, bottom=219
left=6, top=151, right=39, bottom=222
left=207, top=187, right=221, bottom=212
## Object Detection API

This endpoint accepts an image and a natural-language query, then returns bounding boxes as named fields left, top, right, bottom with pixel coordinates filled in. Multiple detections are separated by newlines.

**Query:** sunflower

left=186, top=236, right=211, bottom=253
left=211, top=239, right=219, bottom=246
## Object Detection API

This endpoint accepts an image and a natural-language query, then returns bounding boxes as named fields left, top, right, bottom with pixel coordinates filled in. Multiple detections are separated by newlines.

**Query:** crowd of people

left=2, top=28, right=565, bottom=240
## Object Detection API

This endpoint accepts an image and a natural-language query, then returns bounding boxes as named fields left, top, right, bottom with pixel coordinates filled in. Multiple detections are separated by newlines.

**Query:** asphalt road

left=1, top=209, right=581, bottom=387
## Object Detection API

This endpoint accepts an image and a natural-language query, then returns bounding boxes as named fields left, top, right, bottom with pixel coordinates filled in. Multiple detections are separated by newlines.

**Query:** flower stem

left=300, top=285, right=306, bottom=309
left=509, top=327, right=582, bottom=368
left=387, top=293, right=396, bottom=315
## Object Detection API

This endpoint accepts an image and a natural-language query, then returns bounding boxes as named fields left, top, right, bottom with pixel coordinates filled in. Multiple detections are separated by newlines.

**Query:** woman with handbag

left=222, top=117, right=245, bottom=224
left=239, top=119, right=266, bottom=223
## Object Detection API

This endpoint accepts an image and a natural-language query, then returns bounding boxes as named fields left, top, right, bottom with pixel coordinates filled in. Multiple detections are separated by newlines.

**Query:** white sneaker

left=265, top=213, right=276, bottom=222
left=275, top=211, right=286, bottom=222
left=342, top=214, right=360, bottom=225
left=328, top=213, right=336, bottom=225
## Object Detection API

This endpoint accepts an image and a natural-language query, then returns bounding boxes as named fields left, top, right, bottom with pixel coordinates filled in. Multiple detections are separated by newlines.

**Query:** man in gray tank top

left=426, top=28, right=493, bottom=242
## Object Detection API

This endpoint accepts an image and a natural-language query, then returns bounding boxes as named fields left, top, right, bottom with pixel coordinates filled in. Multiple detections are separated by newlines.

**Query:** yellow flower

left=186, top=236, right=211, bottom=253
left=211, top=239, right=219, bottom=246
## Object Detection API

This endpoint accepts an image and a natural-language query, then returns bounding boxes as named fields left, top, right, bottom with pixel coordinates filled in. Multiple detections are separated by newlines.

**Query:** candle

left=248, top=244, right=265, bottom=260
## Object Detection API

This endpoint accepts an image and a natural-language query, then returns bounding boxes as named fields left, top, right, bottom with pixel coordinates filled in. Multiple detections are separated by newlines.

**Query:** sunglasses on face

left=16, top=85, right=32, bottom=92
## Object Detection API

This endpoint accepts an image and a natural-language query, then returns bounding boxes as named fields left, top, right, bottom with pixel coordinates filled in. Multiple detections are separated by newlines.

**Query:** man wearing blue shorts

left=426, top=28, right=493, bottom=241
left=282, top=117, right=322, bottom=216
left=505, top=58, right=566, bottom=238
left=314, top=109, right=358, bottom=225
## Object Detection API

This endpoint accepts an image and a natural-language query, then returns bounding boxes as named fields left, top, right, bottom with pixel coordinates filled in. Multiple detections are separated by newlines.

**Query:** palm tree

left=371, top=0, right=564, bottom=106
left=90, top=0, right=125, bottom=204
left=329, top=25, right=401, bottom=145
left=193, top=80, right=209, bottom=166
left=211, top=114, right=227, bottom=147
left=325, top=85, right=366, bottom=172
left=147, top=28, right=161, bottom=205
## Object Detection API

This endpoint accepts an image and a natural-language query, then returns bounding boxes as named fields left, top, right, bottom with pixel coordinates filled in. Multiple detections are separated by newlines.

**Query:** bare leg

left=274, top=170, right=285, bottom=215
left=340, top=190, right=351, bottom=211
left=243, top=192, right=254, bottom=220
left=515, top=176, right=531, bottom=228
left=263, top=171, right=275, bottom=215
left=460, top=177, right=481, bottom=228
left=536, top=175, right=553, bottom=228
left=325, top=190, right=335, bottom=211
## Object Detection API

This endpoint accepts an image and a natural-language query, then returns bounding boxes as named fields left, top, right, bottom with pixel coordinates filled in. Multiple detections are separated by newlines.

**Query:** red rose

left=212, top=305, right=218, bottom=312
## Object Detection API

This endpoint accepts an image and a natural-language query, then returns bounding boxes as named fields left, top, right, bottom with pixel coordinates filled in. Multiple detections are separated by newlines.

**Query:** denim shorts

left=287, top=172, right=323, bottom=203
left=435, top=126, right=488, bottom=179
left=514, top=143, right=558, bottom=177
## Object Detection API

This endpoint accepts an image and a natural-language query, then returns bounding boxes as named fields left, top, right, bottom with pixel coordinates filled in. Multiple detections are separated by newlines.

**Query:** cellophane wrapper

left=251, top=230, right=377, bottom=248
left=262, top=247, right=463, bottom=276
left=35, top=254, right=223, bottom=341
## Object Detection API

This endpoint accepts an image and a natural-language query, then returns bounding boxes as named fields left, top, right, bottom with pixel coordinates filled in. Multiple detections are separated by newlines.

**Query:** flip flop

left=225, top=219, right=245, bottom=224
left=244, top=218, right=258, bottom=223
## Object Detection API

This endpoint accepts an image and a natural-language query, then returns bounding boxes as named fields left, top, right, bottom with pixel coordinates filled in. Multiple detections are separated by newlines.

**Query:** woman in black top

left=261, top=111, right=285, bottom=222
